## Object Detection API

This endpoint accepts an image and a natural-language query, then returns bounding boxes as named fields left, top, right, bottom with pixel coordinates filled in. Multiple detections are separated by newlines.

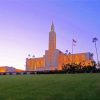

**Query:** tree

left=92, top=37, right=99, bottom=66
left=28, top=54, right=31, bottom=58
left=32, top=55, right=35, bottom=58
left=65, top=50, right=68, bottom=54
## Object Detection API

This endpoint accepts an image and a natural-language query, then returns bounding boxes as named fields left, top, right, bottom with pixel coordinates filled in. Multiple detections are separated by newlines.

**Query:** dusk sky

left=0, top=0, right=100, bottom=70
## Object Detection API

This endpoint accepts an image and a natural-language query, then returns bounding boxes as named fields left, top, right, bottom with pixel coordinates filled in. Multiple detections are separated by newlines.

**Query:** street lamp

left=92, top=37, right=99, bottom=67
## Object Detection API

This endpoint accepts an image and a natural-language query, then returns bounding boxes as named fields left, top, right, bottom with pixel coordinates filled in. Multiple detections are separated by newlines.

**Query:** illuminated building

left=0, top=66, right=16, bottom=73
left=0, top=66, right=24, bottom=73
left=26, top=22, right=94, bottom=71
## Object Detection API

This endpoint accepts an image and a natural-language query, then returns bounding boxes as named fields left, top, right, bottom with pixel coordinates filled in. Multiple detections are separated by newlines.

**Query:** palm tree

left=28, top=54, right=31, bottom=58
left=32, top=55, right=35, bottom=58
left=92, top=37, right=99, bottom=65
left=65, top=50, right=68, bottom=54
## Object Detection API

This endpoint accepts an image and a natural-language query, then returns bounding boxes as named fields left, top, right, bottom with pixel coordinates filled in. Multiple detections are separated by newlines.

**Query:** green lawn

left=0, top=74, right=100, bottom=100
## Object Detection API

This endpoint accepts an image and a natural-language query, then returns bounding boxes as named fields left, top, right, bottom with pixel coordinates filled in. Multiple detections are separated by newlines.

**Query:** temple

left=26, top=22, right=94, bottom=71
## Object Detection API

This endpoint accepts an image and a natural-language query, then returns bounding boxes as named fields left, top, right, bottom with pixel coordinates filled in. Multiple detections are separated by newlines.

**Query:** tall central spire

left=51, top=21, right=55, bottom=32
left=49, top=21, right=56, bottom=51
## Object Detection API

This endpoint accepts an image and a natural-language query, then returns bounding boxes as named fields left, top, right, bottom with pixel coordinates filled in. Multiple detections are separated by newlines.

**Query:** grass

left=0, top=74, right=100, bottom=100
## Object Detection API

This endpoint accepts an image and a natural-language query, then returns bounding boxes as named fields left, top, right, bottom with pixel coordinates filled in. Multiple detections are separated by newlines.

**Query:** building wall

left=26, top=52, right=94, bottom=71
left=45, top=49, right=59, bottom=70
left=58, top=52, right=94, bottom=70
left=0, top=67, right=7, bottom=72
left=26, top=57, right=45, bottom=71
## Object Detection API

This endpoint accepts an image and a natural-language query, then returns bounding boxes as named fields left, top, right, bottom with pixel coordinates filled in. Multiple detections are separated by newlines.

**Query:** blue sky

left=0, top=0, right=100, bottom=69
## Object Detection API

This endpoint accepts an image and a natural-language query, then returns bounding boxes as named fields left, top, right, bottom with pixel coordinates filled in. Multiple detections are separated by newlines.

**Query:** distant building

left=0, top=66, right=24, bottom=73
left=0, top=66, right=15, bottom=73
left=26, top=22, right=94, bottom=71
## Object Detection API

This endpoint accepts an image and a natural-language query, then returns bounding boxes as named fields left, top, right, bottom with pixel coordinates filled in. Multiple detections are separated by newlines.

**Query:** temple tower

left=49, top=21, right=56, bottom=51
left=45, top=21, right=59, bottom=70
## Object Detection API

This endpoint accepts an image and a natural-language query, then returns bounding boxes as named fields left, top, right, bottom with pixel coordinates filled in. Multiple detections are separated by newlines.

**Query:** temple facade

left=26, top=22, right=94, bottom=71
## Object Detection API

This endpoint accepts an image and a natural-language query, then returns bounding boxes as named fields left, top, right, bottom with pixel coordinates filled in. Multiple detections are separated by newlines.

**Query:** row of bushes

left=0, top=62, right=100, bottom=75
left=62, top=61, right=100, bottom=73
left=0, top=68, right=100, bottom=75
